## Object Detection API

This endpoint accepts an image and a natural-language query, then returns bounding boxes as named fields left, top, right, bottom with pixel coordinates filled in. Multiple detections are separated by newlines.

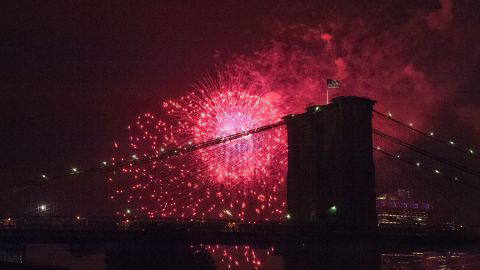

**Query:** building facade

left=377, top=189, right=432, bottom=226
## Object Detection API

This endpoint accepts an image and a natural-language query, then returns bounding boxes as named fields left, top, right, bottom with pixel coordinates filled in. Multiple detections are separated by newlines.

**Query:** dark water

left=2, top=243, right=480, bottom=270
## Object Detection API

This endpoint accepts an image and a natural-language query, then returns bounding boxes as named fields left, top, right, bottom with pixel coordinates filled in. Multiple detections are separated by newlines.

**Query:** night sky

left=1, top=0, right=480, bottom=223
left=1, top=1, right=277, bottom=216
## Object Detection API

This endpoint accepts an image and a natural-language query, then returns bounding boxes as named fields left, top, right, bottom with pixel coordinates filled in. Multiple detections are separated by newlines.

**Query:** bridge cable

left=373, top=147, right=479, bottom=190
left=373, top=109, right=478, bottom=160
left=0, top=120, right=287, bottom=194
left=373, top=129, right=480, bottom=179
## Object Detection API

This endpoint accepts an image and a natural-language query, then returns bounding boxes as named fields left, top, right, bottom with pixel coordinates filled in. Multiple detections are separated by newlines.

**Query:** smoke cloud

left=216, top=0, right=480, bottom=221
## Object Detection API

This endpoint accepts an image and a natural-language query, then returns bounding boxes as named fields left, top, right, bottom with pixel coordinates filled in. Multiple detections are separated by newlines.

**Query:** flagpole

left=326, top=79, right=340, bottom=104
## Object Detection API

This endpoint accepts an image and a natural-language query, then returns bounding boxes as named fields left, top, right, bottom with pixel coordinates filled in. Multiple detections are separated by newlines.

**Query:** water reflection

left=1, top=243, right=480, bottom=269
left=201, top=245, right=277, bottom=270
left=382, top=251, right=480, bottom=269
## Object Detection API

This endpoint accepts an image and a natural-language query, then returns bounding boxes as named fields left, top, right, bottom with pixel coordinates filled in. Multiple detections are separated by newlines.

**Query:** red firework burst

left=110, top=76, right=287, bottom=221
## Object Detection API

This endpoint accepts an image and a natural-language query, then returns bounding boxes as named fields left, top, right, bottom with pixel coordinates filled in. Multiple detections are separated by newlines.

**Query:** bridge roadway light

left=71, top=167, right=78, bottom=173
left=41, top=174, right=47, bottom=180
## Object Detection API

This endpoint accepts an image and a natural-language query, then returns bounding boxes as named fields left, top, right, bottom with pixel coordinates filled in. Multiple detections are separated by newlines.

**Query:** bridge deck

left=1, top=217, right=480, bottom=249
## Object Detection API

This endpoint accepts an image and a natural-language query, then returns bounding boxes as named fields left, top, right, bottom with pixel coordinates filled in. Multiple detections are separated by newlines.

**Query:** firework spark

left=110, top=76, right=287, bottom=221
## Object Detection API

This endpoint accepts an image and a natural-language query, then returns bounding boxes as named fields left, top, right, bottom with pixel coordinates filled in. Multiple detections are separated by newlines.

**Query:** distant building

left=376, top=189, right=432, bottom=226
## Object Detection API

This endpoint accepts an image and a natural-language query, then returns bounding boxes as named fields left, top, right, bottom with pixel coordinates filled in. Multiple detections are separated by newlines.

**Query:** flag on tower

left=327, top=79, right=341, bottom=89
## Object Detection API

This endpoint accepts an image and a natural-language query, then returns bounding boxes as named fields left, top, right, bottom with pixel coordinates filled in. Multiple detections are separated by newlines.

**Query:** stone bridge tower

left=283, top=96, right=377, bottom=231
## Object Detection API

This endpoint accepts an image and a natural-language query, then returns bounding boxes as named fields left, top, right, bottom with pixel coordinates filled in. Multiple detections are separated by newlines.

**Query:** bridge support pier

left=284, top=96, right=377, bottom=232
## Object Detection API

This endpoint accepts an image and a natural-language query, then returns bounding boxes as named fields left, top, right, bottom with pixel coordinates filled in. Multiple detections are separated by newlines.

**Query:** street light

left=38, top=204, right=47, bottom=213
